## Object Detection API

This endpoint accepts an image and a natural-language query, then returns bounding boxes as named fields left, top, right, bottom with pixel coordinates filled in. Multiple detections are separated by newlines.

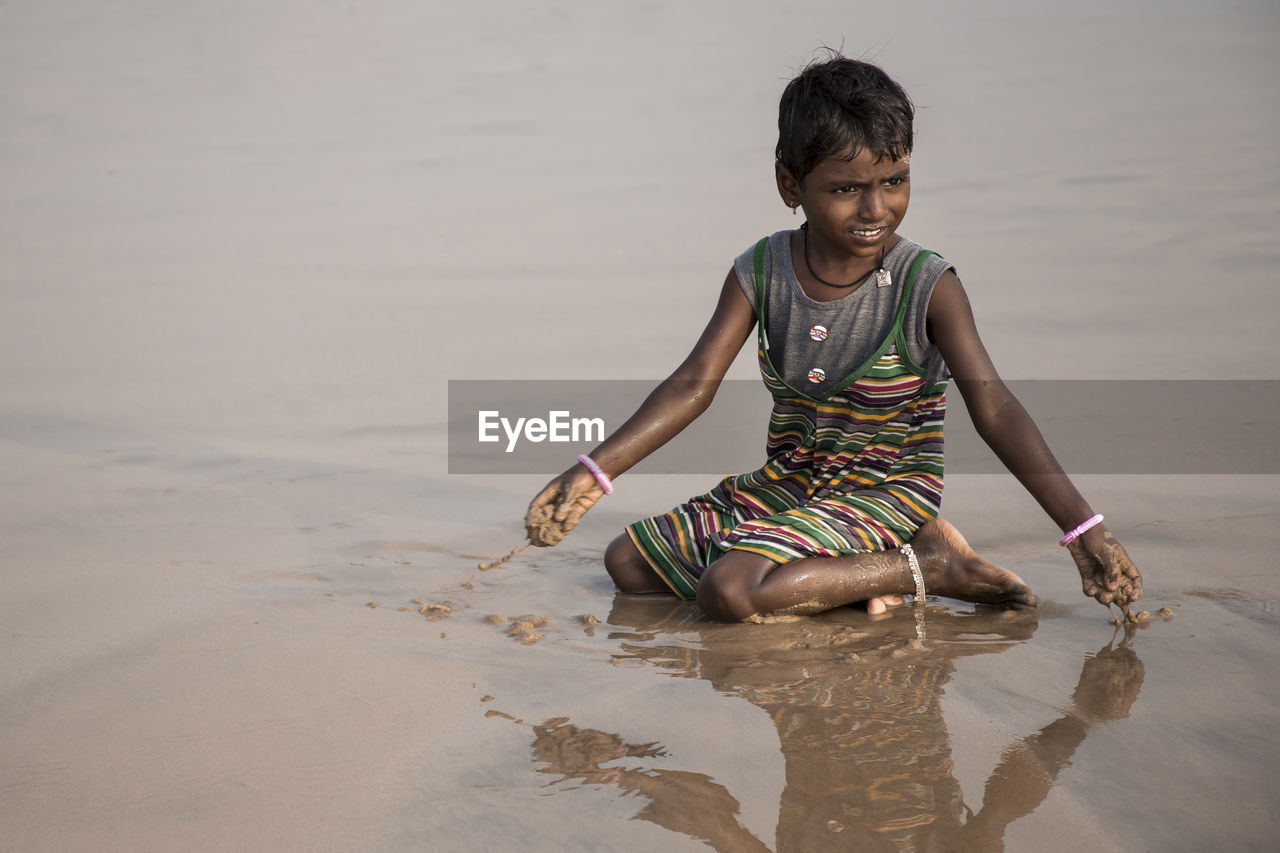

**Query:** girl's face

left=778, top=147, right=911, bottom=260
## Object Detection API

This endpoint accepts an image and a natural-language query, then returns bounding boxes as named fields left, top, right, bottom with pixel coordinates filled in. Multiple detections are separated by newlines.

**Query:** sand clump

left=414, top=600, right=453, bottom=620
left=524, top=502, right=575, bottom=547
left=504, top=614, right=554, bottom=645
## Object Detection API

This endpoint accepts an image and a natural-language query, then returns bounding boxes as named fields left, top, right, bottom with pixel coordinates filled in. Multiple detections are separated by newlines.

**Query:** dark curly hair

left=776, top=55, right=914, bottom=185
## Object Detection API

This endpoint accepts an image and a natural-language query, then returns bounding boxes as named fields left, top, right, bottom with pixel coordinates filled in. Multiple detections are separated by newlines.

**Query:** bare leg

left=696, top=518, right=1035, bottom=622
left=604, top=533, right=674, bottom=595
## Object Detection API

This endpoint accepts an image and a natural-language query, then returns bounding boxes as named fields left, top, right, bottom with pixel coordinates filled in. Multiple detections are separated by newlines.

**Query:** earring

left=791, top=204, right=797, bottom=216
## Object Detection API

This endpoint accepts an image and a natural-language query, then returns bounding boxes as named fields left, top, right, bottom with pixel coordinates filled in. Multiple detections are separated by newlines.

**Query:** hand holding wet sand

left=1066, top=528, right=1143, bottom=620
left=477, top=468, right=604, bottom=570
left=526, top=467, right=605, bottom=547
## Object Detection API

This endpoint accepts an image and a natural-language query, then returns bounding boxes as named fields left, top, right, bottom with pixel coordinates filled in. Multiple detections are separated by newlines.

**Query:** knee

left=604, top=534, right=652, bottom=593
left=695, top=561, right=760, bottom=623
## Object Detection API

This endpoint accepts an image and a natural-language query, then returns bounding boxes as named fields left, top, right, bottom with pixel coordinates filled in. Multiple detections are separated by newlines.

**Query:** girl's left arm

left=926, top=271, right=1142, bottom=607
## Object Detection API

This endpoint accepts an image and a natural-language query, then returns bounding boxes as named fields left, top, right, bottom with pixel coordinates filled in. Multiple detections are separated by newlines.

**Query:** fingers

left=552, top=476, right=591, bottom=523
left=1102, top=545, right=1120, bottom=590
left=530, top=478, right=563, bottom=510
left=559, top=494, right=597, bottom=531
left=1099, top=531, right=1126, bottom=590
left=1071, top=533, right=1143, bottom=610
left=1120, top=551, right=1143, bottom=601
left=554, top=486, right=597, bottom=524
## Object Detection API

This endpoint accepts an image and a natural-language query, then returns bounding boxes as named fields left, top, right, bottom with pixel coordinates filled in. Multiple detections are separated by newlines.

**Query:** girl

left=527, top=55, right=1142, bottom=623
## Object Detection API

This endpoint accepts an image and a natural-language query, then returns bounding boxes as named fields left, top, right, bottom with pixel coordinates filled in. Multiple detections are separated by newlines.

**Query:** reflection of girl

left=530, top=719, right=770, bottom=853
left=521, top=600, right=1144, bottom=851
left=528, top=55, right=1142, bottom=622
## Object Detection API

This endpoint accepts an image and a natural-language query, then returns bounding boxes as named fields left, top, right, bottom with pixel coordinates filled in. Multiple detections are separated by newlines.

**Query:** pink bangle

left=1059, top=513, right=1103, bottom=546
left=577, top=454, right=613, bottom=495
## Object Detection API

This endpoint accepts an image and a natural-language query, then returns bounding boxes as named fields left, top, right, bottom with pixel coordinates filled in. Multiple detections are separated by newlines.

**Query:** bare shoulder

left=669, top=267, right=757, bottom=383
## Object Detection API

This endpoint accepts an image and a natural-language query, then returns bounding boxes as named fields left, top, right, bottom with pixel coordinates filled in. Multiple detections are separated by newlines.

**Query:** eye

left=885, top=176, right=909, bottom=188
left=834, top=185, right=860, bottom=194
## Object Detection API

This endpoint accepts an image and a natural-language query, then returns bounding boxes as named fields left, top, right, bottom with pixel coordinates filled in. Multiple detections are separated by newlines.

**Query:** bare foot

left=910, top=519, right=1036, bottom=610
left=866, top=594, right=903, bottom=615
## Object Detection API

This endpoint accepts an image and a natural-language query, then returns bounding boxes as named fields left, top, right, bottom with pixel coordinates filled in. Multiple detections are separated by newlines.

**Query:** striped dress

left=627, top=234, right=950, bottom=600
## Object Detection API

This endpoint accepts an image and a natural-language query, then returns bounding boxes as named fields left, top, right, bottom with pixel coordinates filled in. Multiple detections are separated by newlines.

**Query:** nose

left=859, top=187, right=886, bottom=222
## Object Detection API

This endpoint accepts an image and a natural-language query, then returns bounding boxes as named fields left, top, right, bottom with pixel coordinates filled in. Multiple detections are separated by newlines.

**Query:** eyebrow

left=824, top=169, right=910, bottom=188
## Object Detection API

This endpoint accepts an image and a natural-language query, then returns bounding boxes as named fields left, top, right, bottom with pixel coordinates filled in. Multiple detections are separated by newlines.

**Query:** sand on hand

left=524, top=501, right=574, bottom=547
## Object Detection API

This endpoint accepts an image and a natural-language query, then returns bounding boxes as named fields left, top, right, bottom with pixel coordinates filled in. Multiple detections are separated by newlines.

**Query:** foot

left=909, top=519, right=1036, bottom=610
left=866, top=594, right=903, bottom=615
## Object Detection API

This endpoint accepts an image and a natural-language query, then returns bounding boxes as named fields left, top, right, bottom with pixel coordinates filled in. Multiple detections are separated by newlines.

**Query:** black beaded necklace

left=801, top=222, right=887, bottom=289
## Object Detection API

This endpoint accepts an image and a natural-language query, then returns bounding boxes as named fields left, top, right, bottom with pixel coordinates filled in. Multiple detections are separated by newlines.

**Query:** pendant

left=876, top=268, right=892, bottom=288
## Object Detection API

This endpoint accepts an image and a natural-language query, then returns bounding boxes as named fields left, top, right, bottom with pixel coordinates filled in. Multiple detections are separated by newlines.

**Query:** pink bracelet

left=577, top=454, right=613, bottom=495
left=1059, top=513, right=1104, bottom=546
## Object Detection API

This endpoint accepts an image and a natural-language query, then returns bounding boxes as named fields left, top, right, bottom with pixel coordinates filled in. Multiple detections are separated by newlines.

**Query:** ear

left=775, top=162, right=802, bottom=211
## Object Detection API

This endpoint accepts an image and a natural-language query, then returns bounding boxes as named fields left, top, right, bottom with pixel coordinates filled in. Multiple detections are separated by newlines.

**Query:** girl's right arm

left=528, top=269, right=758, bottom=538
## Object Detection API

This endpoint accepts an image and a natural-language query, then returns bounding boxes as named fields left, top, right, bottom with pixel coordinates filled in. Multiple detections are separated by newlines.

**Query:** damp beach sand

left=2, top=3, right=1279, bottom=852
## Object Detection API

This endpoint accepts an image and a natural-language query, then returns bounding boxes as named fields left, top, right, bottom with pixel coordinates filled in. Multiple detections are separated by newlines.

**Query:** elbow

left=971, top=396, right=1023, bottom=443
left=663, top=375, right=721, bottom=415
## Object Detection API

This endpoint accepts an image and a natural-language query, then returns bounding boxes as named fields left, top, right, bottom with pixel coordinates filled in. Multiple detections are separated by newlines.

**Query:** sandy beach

left=3, top=1, right=1279, bottom=851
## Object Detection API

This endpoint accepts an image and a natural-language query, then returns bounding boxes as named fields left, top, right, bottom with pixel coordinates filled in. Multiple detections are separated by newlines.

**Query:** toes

left=866, top=594, right=904, bottom=616
left=1009, top=587, right=1037, bottom=610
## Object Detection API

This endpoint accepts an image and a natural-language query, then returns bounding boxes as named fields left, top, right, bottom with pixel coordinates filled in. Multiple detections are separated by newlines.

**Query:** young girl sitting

left=526, top=55, right=1142, bottom=623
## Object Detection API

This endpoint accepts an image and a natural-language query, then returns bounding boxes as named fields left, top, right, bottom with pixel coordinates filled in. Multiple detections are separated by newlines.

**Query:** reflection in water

left=524, top=597, right=1144, bottom=852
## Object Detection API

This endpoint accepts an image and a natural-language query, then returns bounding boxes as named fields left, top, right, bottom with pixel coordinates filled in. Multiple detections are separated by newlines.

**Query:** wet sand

left=3, top=2, right=1279, bottom=851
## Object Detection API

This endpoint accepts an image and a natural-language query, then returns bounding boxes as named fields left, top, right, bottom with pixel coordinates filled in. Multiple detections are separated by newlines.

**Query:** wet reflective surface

left=519, top=596, right=1145, bottom=852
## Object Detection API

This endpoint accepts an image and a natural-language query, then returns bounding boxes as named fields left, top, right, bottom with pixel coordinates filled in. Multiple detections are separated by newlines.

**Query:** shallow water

left=353, top=476, right=1280, bottom=853
left=2, top=1, right=1279, bottom=851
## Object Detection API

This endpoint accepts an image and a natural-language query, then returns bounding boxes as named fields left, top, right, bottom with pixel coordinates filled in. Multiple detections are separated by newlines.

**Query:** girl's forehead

left=814, top=149, right=910, bottom=179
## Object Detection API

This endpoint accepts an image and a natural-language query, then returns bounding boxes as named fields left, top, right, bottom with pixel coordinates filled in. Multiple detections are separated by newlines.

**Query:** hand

left=525, top=465, right=605, bottom=547
left=1065, top=526, right=1142, bottom=609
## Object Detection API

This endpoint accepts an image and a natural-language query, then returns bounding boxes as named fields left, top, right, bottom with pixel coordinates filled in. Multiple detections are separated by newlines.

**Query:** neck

left=801, top=224, right=886, bottom=290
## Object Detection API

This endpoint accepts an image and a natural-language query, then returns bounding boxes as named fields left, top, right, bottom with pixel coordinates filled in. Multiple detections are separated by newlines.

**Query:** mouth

left=849, top=226, right=888, bottom=241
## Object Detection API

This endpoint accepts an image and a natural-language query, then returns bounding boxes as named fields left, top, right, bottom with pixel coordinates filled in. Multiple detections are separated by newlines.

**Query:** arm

left=527, top=269, right=757, bottom=542
left=926, top=271, right=1142, bottom=607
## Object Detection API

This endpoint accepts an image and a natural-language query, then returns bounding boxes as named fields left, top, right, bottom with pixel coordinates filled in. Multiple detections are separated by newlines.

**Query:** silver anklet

left=902, top=543, right=926, bottom=641
left=901, top=543, right=925, bottom=602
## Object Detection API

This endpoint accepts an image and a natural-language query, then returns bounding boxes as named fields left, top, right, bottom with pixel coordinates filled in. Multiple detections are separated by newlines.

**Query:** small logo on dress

left=807, top=367, right=826, bottom=383
left=809, top=325, right=828, bottom=341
